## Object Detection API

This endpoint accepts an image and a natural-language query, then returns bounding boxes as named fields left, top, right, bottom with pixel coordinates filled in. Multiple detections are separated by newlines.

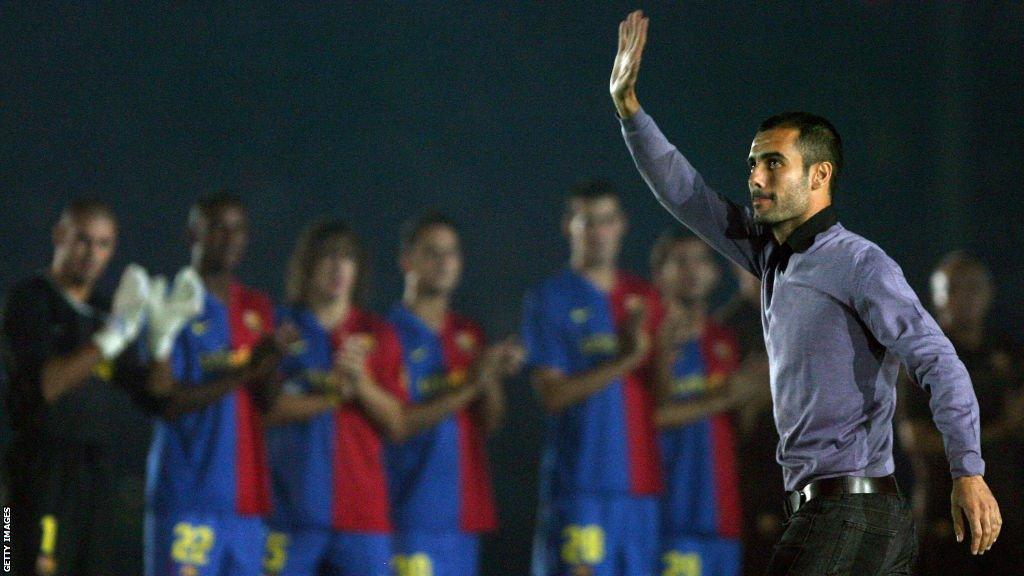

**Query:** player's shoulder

left=7, top=274, right=54, bottom=301
left=3, top=274, right=59, bottom=318
left=530, top=269, right=580, bottom=295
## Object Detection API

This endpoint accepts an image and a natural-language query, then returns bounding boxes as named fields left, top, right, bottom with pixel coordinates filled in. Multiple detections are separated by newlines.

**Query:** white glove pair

left=148, top=267, right=205, bottom=361
left=91, top=264, right=205, bottom=361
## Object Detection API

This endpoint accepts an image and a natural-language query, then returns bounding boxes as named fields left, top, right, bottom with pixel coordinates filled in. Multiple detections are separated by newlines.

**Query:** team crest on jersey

left=191, top=321, right=208, bottom=336
left=350, top=332, right=377, bottom=352
left=243, top=310, right=263, bottom=332
left=410, top=347, right=428, bottom=363
left=570, top=307, right=590, bottom=324
left=456, top=331, right=477, bottom=352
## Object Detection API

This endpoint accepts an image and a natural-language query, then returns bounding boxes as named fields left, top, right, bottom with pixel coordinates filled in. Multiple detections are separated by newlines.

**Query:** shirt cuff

left=950, top=452, right=986, bottom=479
left=618, top=107, right=652, bottom=133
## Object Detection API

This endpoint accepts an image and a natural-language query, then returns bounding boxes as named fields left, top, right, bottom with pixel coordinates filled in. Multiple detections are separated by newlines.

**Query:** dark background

left=2, top=2, right=1022, bottom=574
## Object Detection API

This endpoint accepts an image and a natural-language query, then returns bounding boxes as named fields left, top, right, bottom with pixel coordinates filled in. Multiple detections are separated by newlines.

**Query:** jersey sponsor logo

left=302, top=369, right=343, bottom=395
left=561, top=524, right=606, bottom=567
left=199, top=347, right=252, bottom=372
left=580, top=334, right=618, bottom=357
left=671, top=375, right=706, bottom=397
left=570, top=307, right=591, bottom=324
left=662, top=551, right=702, bottom=576
left=416, top=368, right=467, bottom=398
left=393, top=553, right=434, bottom=576
left=170, top=522, right=215, bottom=567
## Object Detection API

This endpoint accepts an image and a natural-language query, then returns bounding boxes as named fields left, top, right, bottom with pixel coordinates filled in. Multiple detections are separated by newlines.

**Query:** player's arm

left=468, top=337, right=523, bottom=435
left=611, top=10, right=761, bottom=276
left=4, top=266, right=149, bottom=404
left=141, top=266, right=252, bottom=420
left=145, top=361, right=244, bottom=419
left=264, top=395, right=338, bottom=425
left=533, top=298, right=649, bottom=413
left=653, top=326, right=756, bottom=428
left=852, top=248, right=1000, bottom=555
left=532, top=351, right=646, bottom=414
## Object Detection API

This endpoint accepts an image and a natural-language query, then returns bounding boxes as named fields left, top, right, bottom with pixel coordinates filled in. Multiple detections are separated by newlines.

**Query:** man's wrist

left=614, top=92, right=641, bottom=119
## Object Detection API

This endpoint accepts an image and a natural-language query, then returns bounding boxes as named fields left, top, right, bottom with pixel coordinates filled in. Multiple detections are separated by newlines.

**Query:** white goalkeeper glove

left=148, top=266, right=205, bottom=361
left=92, top=263, right=150, bottom=360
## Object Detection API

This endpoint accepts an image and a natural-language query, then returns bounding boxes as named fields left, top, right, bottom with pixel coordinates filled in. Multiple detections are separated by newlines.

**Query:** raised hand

left=610, top=10, right=650, bottom=119
left=93, top=263, right=150, bottom=359
left=148, top=267, right=205, bottom=360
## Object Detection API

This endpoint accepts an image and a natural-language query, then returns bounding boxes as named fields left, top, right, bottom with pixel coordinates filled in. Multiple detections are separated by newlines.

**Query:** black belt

left=784, top=475, right=899, bottom=517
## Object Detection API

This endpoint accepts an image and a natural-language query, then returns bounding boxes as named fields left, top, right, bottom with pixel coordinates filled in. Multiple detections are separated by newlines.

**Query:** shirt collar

left=784, top=205, right=838, bottom=253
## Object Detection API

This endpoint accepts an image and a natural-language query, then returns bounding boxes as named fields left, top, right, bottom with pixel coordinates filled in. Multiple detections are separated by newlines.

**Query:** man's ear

left=811, top=161, right=834, bottom=191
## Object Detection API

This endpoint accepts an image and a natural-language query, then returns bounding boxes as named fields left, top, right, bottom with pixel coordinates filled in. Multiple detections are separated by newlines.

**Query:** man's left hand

left=951, top=475, right=1002, bottom=555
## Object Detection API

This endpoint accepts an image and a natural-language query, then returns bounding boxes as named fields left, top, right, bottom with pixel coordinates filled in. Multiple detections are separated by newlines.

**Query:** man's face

left=748, top=127, right=813, bottom=226
left=52, top=214, right=117, bottom=287
left=403, top=225, right=463, bottom=296
left=311, top=248, right=358, bottom=303
left=655, top=239, right=719, bottom=305
left=193, top=205, right=249, bottom=274
left=931, top=264, right=993, bottom=325
left=566, top=197, right=626, bottom=268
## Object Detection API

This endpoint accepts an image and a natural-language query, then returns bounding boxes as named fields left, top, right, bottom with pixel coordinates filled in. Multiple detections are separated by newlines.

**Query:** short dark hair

left=59, top=198, right=117, bottom=226
left=286, top=220, right=369, bottom=306
left=649, top=226, right=702, bottom=272
left=188, top=190, right=246, bottom=229
left=758, top=112, right=843, bottom=193
left=399, top=212, right=459, bottom=254
left=564, top=179, right=620, bottom=217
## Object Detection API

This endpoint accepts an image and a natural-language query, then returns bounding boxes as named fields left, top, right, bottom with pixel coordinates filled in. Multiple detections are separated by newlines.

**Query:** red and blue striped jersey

left=148, top=282, right=273, bottom=516
left=659, top=321, right=742, bottom=537
left=385, top=304, right=497, bottom=533
left=522, top=270, right=663, bottom=497
left=268, top=306, right=405, bottom=532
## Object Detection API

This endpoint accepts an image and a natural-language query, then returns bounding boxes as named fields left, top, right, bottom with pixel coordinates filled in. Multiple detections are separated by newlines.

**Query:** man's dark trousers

left=765, top=493, right=918, bottom=575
